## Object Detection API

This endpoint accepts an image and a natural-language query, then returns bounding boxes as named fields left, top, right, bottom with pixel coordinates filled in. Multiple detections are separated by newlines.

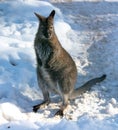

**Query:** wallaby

left=33, top=10, right=106, bottom=116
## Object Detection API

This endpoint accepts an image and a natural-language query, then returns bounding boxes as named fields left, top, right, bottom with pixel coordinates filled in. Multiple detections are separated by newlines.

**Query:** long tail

left=70, top=74, right=106, bottom=99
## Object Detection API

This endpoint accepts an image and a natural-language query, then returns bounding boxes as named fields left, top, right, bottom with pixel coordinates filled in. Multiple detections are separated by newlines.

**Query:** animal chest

left=35, top=41, right=52, bottom=65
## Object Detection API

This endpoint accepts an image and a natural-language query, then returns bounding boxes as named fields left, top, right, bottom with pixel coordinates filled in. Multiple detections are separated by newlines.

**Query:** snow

left=0, top=0, right=118, bottom=130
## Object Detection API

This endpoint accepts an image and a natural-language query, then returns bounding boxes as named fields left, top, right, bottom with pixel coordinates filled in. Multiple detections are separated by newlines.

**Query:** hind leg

left=33, top=86, right=50, bottom=113
left=55, top=78, right=74, bottom=116
left=33, top=70, right=50, bottom=112
left=55, top=94, right=69, bottom=116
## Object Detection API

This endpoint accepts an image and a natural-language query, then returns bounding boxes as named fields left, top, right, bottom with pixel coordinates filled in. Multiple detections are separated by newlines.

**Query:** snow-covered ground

left=0, top=0, right=118, bottom=129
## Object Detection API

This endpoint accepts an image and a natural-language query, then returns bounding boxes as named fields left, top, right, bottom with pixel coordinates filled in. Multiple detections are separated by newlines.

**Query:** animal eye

left=50, top=26, right=53, bottom=30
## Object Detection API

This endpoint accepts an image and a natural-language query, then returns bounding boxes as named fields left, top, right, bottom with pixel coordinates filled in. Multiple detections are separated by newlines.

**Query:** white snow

left=0, top=0, right=118, bottom=130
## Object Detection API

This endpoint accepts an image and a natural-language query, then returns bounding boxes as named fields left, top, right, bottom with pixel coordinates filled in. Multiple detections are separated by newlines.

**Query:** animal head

left=34, top=10, right=55, bottom=39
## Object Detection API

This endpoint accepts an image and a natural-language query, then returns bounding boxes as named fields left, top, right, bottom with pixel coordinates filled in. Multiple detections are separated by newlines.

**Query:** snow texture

left=0, top=0, right=118, bottom=130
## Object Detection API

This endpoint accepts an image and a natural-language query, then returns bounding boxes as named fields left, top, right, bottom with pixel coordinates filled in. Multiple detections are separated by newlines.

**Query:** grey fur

left=33, top=10, right=106, bottom=116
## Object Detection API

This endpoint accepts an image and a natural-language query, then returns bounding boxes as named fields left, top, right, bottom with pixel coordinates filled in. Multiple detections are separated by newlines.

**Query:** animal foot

left=33, top=105, right=40, bottom=113
left=33, top=101, right=49, bottom=112
left=55, top=109, right=64, bottom=117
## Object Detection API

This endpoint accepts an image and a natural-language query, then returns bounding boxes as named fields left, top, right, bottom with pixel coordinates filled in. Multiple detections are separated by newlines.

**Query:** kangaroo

left=33, top=10, right=106, bottom=116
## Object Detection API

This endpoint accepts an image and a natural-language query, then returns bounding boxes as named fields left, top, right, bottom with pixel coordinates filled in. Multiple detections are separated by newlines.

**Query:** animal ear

left=34, top=12, right=45, bottom=21
left=48, top=10, right=55, bottom=19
